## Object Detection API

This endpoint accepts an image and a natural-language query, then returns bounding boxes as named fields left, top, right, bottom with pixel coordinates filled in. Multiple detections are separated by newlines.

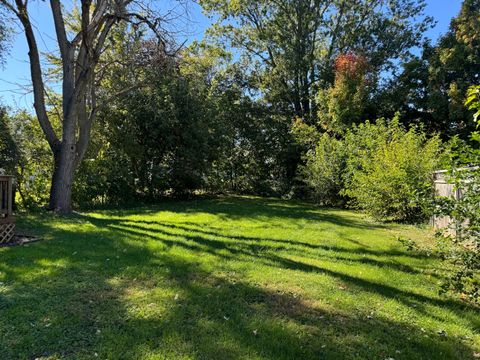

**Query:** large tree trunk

left=49, top=143, right=77, bottom=213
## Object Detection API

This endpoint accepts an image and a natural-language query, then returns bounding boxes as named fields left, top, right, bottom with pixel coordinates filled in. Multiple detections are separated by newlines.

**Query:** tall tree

left=383, top=0, right=480, bottom=138
left=317, top=52, right=369, bottom=133
left=200, top=0, right=432, bottom=123
left=0, top=0, right=173, bottom=213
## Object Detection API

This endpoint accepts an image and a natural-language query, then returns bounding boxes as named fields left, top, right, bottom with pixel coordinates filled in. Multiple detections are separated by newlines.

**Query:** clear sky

left=0, top=0, right=463, bottom=109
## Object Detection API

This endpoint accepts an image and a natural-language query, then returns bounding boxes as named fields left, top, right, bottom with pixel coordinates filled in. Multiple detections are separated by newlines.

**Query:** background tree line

left=0, top=0, right=478, bottom=218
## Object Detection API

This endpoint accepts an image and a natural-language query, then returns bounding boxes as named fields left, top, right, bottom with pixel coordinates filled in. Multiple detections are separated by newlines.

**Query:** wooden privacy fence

left=431, top=168, right=477, bottom=233
left=431, top=170, right=458, bottom=231
left=0, top=175, right=15, bottom=244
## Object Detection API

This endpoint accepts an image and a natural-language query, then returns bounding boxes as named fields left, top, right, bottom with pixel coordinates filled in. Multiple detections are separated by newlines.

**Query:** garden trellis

left=0, top=175, right=15, bottom=244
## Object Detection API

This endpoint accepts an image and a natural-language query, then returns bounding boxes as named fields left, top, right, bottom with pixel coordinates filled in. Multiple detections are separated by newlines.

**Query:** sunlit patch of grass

left=0, top=196, right=478, bottom=359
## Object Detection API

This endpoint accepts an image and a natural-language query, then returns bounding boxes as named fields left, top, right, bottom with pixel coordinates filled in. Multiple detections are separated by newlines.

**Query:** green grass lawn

left=0, top=196, right=479, bottom=359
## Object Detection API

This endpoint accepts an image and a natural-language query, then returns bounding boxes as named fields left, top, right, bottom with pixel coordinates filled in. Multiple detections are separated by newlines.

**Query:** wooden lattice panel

left=0, top=223, right=15, bottom=244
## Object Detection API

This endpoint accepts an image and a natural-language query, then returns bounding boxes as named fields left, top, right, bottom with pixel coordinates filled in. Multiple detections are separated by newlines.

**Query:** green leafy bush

left=466, top=85, right=480, bottom=123
left=8, top=111, right=52, bottom=209
left=301, top=133, right=346, bottom=206
left=342, top=116, right=444, bottom=222
left=0, top=107, right=18, bottom=174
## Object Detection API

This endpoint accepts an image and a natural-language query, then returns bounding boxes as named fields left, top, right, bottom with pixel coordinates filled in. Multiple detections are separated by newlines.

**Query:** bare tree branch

left=6, top=0, right=60, bottom=151
left=50, top=0, right=69, bottom=61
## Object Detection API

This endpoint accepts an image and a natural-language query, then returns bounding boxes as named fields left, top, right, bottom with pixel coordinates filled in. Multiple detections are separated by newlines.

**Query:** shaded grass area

left=0, top=196, right=479, bottom=359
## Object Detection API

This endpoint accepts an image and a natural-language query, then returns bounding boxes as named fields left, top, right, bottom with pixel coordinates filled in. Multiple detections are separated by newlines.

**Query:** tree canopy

left=199, top=0, right=433, bottom=123
left=383, top=0, right=480, bottom=137
left=0, top=0, right=478, bottom=214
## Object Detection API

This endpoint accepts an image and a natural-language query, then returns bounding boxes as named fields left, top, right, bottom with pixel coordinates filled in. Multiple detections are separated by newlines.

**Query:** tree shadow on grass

left=68, top=211, right=477, bottom=325
left=1, top=199, right=478, bottom=359
left=131, top=269, right=477, bottom=360
left=0, top=223, right=477, bottom=359
left=90, top=216, right=429, bottom=260
left=80, top=215, right=439, bottom=281
left=107, top=219, right=478, bottom=325
left=89, top=196, right=387, bottom=230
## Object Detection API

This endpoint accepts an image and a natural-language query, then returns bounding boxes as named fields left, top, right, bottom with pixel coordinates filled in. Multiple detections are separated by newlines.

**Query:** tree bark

left=49, top=143, right=76, bottom=213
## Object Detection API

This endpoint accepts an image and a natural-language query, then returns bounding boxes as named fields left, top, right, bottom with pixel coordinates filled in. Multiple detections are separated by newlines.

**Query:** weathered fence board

left=431, top=168, right=476, bottom=234
left=431, top=170, right=456, bottom=231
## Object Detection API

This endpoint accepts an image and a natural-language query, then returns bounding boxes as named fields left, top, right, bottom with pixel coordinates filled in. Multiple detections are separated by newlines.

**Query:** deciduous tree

left=200, top=0, right=432, bottom=123
left=383, top=0, right=480, bottom=138
left=0, top=0, right=174, bottom=213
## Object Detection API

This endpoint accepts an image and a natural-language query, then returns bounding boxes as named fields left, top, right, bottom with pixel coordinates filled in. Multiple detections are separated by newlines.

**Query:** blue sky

left=0, top=0, right=463, bottom=109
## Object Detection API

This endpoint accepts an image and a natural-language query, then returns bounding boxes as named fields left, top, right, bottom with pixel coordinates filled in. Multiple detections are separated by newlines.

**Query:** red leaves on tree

left=334, top=52, right=368, bottom=80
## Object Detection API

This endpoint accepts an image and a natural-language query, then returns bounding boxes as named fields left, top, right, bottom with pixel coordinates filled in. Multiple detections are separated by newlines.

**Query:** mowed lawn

left=0, top=197, right=479, bottom=359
